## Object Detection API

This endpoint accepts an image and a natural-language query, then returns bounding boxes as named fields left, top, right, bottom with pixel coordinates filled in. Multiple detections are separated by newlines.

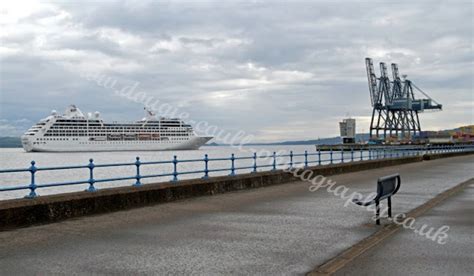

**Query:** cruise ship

left=21, top=105, right=213, bottom=152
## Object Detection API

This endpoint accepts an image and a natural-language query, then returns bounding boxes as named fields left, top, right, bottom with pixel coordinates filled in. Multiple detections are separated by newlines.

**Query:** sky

left=0, top=0, right=473, bottom=142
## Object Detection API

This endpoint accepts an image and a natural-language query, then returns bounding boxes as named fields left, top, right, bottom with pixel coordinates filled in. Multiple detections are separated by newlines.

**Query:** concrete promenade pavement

left=0, top=155, right=473, bottom=275
left=335, top=180, right=474, bottom=276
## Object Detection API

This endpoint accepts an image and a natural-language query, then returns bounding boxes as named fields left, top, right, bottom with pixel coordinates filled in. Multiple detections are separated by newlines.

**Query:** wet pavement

left=0, top=155, right=473, bottom=275
left=336, top=180, right=474, bottom=276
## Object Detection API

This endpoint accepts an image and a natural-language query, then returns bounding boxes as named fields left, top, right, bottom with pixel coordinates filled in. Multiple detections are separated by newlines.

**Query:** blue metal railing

left=1, top=144, right=473, bottom=199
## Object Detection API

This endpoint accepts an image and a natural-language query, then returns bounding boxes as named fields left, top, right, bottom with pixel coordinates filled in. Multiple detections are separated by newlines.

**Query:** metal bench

left=352, top=174, right=401, bottom=225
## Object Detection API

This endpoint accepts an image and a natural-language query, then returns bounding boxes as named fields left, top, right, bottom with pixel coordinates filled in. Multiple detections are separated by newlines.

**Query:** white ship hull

left=22, top=105, right=213, bottom=152
left=22, top=136, right=213, bottom=152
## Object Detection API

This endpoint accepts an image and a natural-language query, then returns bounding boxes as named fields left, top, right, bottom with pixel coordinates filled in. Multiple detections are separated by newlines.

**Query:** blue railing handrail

left=0, top=144, right=473, bottom=199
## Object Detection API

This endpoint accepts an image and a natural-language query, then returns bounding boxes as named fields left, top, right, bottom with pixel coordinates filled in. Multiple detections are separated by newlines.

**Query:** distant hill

left=4, top=128, right=470, bottom=148
left=1, top=135, right=363, bottom=148
left=207, top=134, right=370, bottom=146
left=0, top=137, right=22, bottom=148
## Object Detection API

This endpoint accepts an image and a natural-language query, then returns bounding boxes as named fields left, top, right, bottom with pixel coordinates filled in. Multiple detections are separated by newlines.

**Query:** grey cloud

left=0, top=0, right=472, bottom=142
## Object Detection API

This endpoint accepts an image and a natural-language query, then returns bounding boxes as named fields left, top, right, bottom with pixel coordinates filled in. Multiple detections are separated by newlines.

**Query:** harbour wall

left=1, top=151, right=472, bottom=231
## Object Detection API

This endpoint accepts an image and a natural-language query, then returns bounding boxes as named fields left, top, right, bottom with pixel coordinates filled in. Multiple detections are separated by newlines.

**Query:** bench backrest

left=376, top=174, right=401, bottom=200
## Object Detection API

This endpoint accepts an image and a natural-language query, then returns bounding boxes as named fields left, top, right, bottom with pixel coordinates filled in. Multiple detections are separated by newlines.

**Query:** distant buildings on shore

left=417, top=125, right=474, bottom=144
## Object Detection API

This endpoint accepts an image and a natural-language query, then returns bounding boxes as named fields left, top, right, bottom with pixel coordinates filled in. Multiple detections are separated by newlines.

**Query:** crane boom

left=391, top=63, right=403, bottom=100
left=365, top=58, right=378, bottom=107
left=379, top=62, right=391, bottom=104
left=391, top=63, right=400, bottom=80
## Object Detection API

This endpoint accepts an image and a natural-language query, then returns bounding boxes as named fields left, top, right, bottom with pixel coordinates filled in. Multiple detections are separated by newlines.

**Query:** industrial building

left=339, top=118, right=356, bottom=144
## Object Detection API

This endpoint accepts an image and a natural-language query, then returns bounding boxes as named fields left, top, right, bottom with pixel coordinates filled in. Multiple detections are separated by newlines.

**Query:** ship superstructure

left=21, top=105, right=212, bottom=152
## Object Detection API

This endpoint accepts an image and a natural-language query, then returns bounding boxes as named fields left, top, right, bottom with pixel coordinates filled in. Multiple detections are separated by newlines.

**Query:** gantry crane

left=365, top=57, right=442, bottom=141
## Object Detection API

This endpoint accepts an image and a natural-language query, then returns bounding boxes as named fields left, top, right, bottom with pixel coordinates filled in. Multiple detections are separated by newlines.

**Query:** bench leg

left=388, top=197, right=392, bottom=218
left=375, top=200, right=380, bottom=225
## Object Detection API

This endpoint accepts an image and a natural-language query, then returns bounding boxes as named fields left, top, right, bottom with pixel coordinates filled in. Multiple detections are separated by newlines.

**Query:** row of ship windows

left=32, top=140, right=188, bottom=145
left=50, top=124, right=185, bottom=129
left=36, top=137, right=191, bottom=141
left=47, top=127, right=187, bottom=130
left=55, top=120, right=183, bottom=124
left=43, top=134, right=191, bottom=137
left=48, top=128, right=189, bottom=132
left=78, top=140, right=189, bottom=144
left=47, top=128, right=188, bottom=130
left=45, top=131, right=190, bottom=133
left=52, top=124, right=186, bottom=128
left=36, top=138, right=79, bottom=141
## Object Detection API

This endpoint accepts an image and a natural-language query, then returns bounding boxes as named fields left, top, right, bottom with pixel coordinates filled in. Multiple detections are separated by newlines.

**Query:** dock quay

left=315, top=142, right=473, bottom=151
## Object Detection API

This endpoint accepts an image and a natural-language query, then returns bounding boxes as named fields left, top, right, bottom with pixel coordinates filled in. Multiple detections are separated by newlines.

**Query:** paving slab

left=335, top=180, right=474, bottom=276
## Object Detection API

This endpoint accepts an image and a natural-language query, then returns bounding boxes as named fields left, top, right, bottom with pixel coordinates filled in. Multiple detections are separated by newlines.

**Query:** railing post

left=304, top=150, right=308, bottom=168
left=369, top=148, right=372, bottom=160
left=340, top=148, right=344, bottom=163
left=383, top=148, right=387, bottom=159
left=252, top=152, right=257, bottom=173
left=87, top=158, right=96, bottom=192
left=360, top=147, right=363, bottom=161
left=289, top=151, right=293, bottom=169
left=351, top=147, right=354, bottom=162
left=272, top=152, right=276, bottom=171
left=203, top=154, right=209, bottom=179
left=133, top=156, right=141, bottom=187
left=229, top=153, right=235, bottom=176
left=318, top=149, right=322, bottom=166
left=172, top=155, right=178, bottom=182
left=330, top=149, right=333, bottom=164
left=26, top=161, right=37, bottom=198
